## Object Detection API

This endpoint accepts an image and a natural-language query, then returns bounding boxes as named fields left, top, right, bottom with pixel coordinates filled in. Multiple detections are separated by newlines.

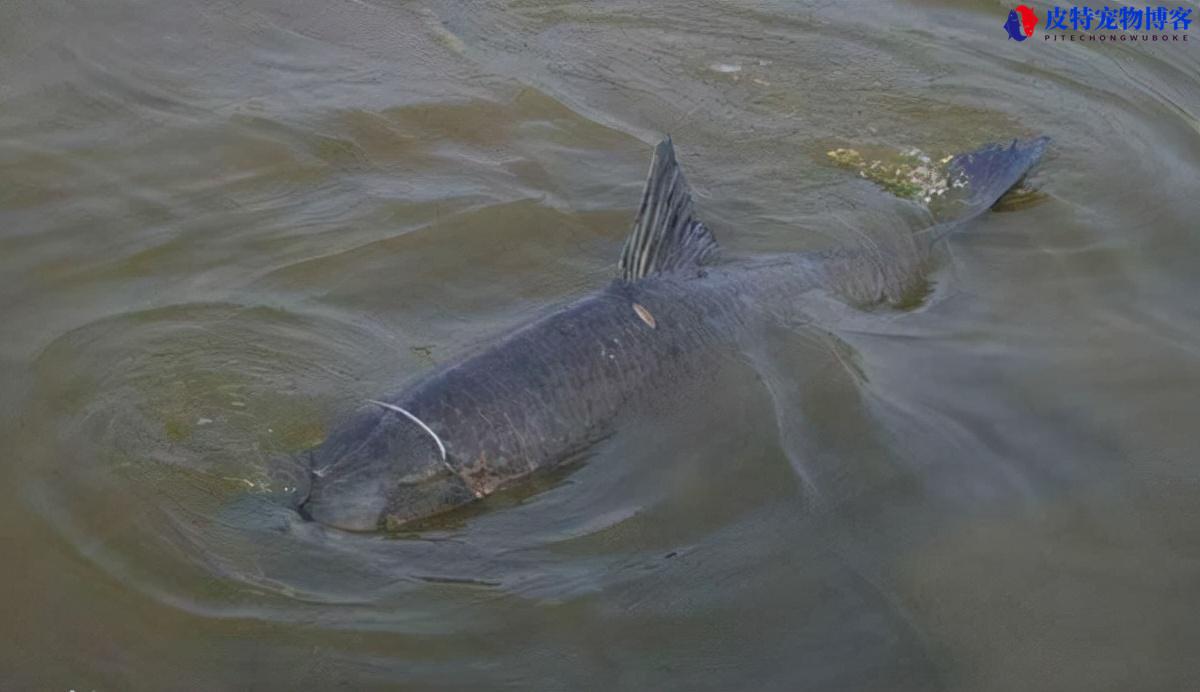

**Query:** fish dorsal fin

left=618, top=137, right=719, bottom=281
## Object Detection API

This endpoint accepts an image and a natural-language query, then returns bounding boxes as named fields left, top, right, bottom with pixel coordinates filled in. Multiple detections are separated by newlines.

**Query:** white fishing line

left=366, top=399, right=448, bottom=462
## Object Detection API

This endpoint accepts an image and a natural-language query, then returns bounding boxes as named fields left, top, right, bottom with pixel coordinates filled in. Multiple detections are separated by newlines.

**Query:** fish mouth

left=294, top=481, right=315, bottom=521
left=264, top=451, right=315, bottom=516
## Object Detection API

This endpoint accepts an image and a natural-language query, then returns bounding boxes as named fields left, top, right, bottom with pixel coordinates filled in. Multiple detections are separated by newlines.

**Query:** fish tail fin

left=828, top=137, right=1050, bottom=308
left=925, top=136, right=1049, bottom=244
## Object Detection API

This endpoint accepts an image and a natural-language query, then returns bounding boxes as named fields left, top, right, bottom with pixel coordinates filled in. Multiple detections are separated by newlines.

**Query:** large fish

left=278, top=136, right=1048, bottom=531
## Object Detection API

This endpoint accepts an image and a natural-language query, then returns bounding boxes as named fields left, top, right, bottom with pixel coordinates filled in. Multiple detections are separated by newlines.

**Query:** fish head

left=297, top=405, right=473, bottom=531
left=263, top=450, right=315, bottom=510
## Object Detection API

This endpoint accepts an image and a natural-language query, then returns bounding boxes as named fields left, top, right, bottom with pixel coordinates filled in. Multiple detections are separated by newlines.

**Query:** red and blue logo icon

left=1004, top=5, right=1040, bottom=40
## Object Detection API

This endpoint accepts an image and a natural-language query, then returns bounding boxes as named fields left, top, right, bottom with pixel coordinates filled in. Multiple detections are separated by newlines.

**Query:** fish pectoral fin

left=618, top=137, right=720, bottom=282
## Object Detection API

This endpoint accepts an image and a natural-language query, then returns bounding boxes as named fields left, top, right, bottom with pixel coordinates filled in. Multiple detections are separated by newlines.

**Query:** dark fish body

left=393, top=277, right=746, bottom=487
left=301, top=267, right=764, bottom=529
left=295, top=137, right=1049, bottom=531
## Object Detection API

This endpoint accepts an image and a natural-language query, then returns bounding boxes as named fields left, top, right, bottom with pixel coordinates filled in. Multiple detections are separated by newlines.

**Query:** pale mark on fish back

left=632, top=302, right=657, bottom=328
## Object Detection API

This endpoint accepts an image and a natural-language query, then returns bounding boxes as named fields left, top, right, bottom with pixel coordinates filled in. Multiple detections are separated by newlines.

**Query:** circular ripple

left=23, top=300, right=793, bottom=629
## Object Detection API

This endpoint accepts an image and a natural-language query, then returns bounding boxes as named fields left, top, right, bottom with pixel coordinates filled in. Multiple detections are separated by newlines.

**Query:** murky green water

left=2, top=1, right=1198, bottom=689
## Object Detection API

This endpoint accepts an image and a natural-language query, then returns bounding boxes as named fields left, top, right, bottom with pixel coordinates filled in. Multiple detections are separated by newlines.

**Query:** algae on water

left=827, top=146, right=965, bottom=204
